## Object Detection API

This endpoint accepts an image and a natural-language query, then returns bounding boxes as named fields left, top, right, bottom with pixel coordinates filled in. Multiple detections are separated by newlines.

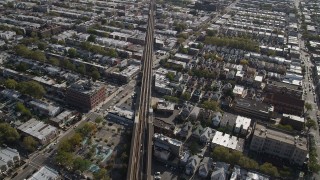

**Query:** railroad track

left=127, top=0, right=155, bottom=179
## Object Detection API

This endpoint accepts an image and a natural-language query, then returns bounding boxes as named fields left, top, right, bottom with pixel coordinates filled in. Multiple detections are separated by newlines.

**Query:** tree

left=22, top=136, right=38, bottom=152
left=93, top=168, right=109, bottom=180
left=4, top=79, right=18, bottom=89
left=77, top=64, right=86, bottom=75
left=189, top=141, right=199, bottom=155
left=68, top=48, right=77, bottom=58
left=76, top=122, right=96, bottom=137
left=166, top=72, right=175, bottom=81
left=14, top=44, right=31, bottom=57
left=206, top=29, right=217, bottom=36
left=88, top=34, right=96, bottom=42
left=68, top=133, right=83, bottom=147
left=240, top=59, right=249, bottom=65
left=29, top=50, right=47, bottom=62
left=260, top=163, right=280, bottom=177
left=48, top=57, right=60, bottom=66
left=16, top=102, right=32, bottom=117
left=91, top=70, right=101, bottom=80
left=0, top=123, right=20, bottom=144
left=95, top=116, right=103, bottom=124
left=17, top=81, right=46, bottom=99
left=163, top=95, right=179, bottom=103
left=305, top=103, right=312, bottom=111
left=55, top=150, right=74, bottom=168
left=181, top=92, right=191, bottom=101
left=212, top=146, right=230, bottom=162
left=38, top=42, right=48, bottom=50
left=201, top=100, right=219, bottom=111
left=306, top=118, right=316, bottom=131
left=238, top=156, right=259, bottom=170
left=58, top=139, right=73, bottom=152
left=16, top=62, right=29, bottom=72
left=72, top=157, right=90, bottom=172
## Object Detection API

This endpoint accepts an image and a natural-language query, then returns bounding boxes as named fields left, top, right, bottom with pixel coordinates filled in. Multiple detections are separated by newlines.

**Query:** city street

left=295, top=0, right=320, bottom=178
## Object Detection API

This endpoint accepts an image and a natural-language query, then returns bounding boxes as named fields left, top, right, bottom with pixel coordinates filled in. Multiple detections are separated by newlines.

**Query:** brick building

left=66, top=80, right=106, bottom=112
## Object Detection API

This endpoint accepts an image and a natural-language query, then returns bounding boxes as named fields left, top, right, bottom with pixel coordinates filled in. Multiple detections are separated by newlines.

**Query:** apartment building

left=265, top=81, right=303, bottom=99
left=264, top=93, right=304, bottom=116
left=250, top=123, right=308, bottom=165
left=66, top=80, right=106, bottom=112
left=233, top=98, right=274, bottom=120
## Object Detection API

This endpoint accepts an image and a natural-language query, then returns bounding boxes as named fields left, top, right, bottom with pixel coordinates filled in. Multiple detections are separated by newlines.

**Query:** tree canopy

left=4, top=79, right=18, bottom=89
left=17, top=81, right=46, bottom=99
left=201, top=100, right=219, bottom=111
left=0, top=123, right=20, bottom=144
left=22, top=136, right=38, bottom=152
left=204, top=36, right=259, bottom=52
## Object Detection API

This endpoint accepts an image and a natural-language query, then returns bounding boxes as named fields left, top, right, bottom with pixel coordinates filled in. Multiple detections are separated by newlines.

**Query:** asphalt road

left=295, top=0, right=320, bottom=178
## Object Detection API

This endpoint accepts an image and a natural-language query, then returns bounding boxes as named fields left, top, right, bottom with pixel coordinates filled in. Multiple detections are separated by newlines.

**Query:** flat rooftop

left=69, top=79, right=105, bottom=95
left=254, top=123, right=307, bottom=151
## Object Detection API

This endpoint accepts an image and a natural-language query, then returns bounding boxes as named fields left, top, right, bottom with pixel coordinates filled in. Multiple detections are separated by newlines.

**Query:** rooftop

left=18, top=118, right=57, bottom=142
left=254, top=123, right=307, bottom=151
left=27, top=166, right=59, bottom=180
left=69, top=79, right=105, bottom=95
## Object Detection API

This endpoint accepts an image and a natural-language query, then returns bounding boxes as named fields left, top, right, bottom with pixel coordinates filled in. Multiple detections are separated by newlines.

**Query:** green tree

left=163, top=95, right=179, bottom=103
left=77, top=64, right=86, bottom=75
left=239, top=156, right=259, bottom=170
left=68, top=133, right=83, bottom=147
left=91, top=70, right=101, bottom=80
left=95, top=116, right=103, bottom=124
left=76, top=122, right=96, bottom=137
left=260, top=163, right=280, bottom=177
left=93, top=168, right=109, bottom=180
left=306, top=118, right=316, bottom=131
left=30, top=50, right=47, bottom=62
left=17, top=81, right=46, bottom=99
left=58, top=139, right=73, bottom=152
left=166, top=72, right=175, bottom=81
left=240, top=59, right=249, bottom=65
left=14, top=44, right=31, bottom=57
left=72, top=157, right=90, bottom=172
left=55, top=150, right=74, bottom=168
left=0, top=123, right=20, bottom=144
left=305, top=103, right=313, bottom=111
left=88, top=34, right=96, bottom=42
left=189, top=141, right=199, bottom=155
left=201, top=100, right=219, bottom=111
left=16, top=102, right=32, bottom=117
left=4, top=79, right=18, bottom=89
left=206, top=29, right=217, bottom=36
left=68, top=48, right=77, bottom=58
left=48, top=57, right=60, bottom=66
left=38, top=42, right=48, bottom=50
left=212, top=146, right=230, bottom=162
left=16, top=62, right=29, bottom=72
left=22, top=136, right=38, bottom=152
left=181, top=92, right=191, bottom=101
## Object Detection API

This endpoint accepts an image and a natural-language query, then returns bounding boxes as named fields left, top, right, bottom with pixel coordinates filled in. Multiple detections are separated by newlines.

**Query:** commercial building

left=66, top=80, right=106, bottom=112
left=18, top=118, right=58, bottom=145
left=250, top=123, right=308, bottom=165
